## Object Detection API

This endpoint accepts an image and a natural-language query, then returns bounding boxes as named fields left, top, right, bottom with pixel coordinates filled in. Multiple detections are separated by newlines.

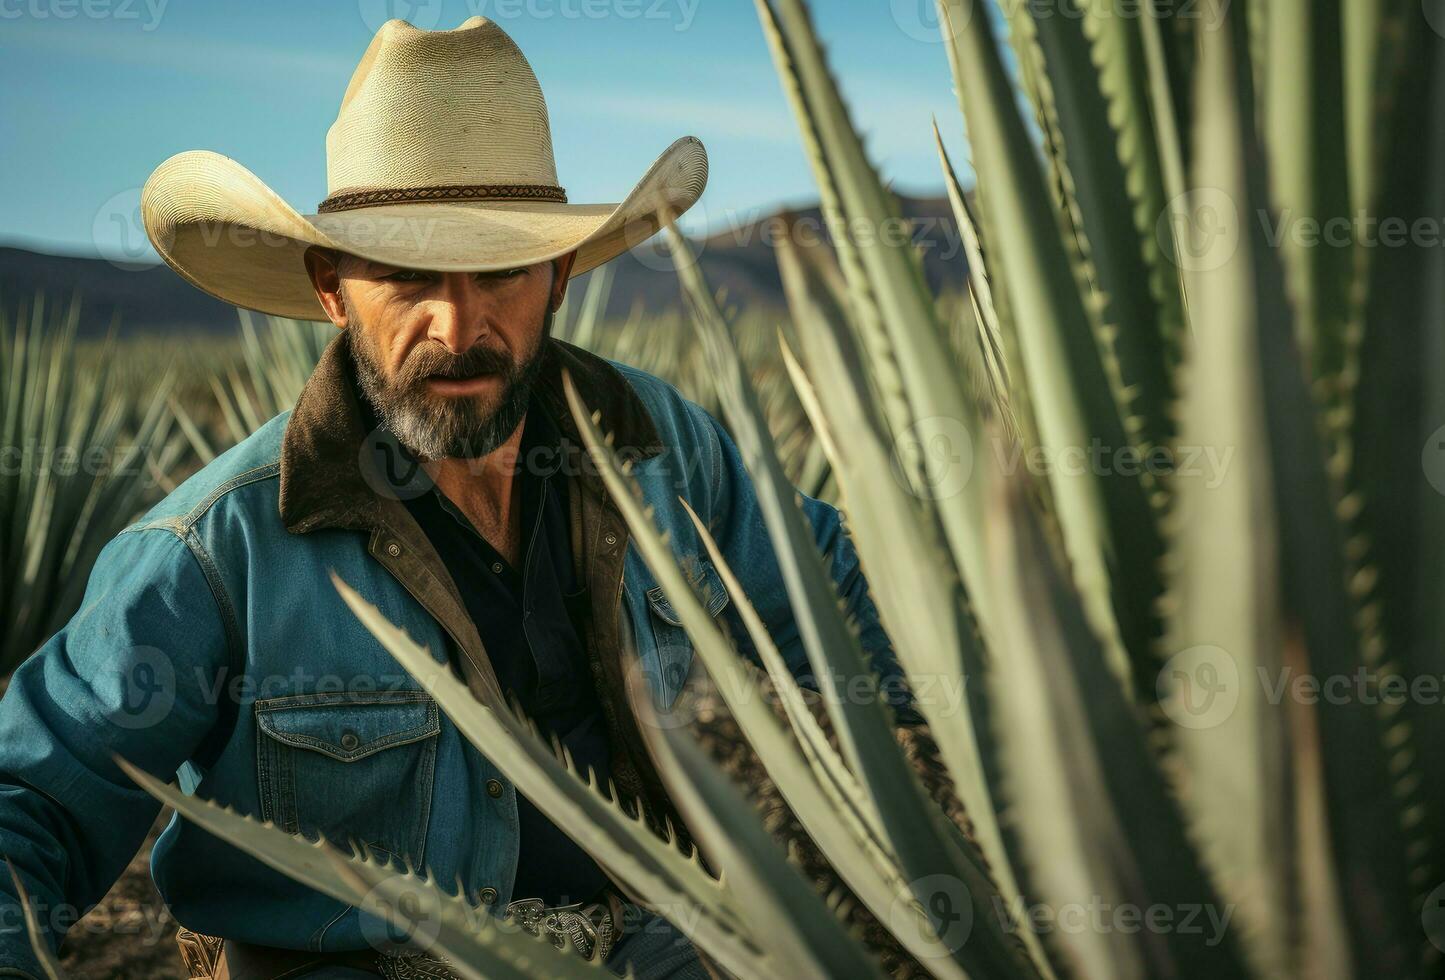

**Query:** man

left=0, top=16, right=900, bottom=980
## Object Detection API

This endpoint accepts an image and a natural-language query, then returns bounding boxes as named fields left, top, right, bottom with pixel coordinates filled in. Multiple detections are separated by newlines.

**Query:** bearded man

left=0, top=16, right=903, bottom=980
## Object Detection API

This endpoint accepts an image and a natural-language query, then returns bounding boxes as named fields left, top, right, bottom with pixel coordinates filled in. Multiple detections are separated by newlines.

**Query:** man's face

left=317, top=254, right=571, bottom=461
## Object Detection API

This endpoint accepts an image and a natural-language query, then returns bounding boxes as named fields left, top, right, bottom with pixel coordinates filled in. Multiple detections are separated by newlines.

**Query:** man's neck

left=423, top=413, right=528, bottom=566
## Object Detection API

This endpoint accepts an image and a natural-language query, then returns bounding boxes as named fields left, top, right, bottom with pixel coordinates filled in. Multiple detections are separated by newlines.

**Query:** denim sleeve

left=0, top=526, right=232, bottom=977
left=692, top=408, right=917, bottom=724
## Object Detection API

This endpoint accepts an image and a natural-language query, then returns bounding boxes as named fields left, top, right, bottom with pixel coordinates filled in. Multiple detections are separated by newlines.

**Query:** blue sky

left=0, top=0, right=971, bottom=264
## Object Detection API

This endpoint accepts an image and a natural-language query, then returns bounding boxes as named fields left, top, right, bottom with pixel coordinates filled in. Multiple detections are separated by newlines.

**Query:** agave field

left=7, top=0, right=1445, bottom=978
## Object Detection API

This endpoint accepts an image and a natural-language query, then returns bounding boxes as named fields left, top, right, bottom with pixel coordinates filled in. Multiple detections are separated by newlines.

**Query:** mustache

left=400, top=342, right=515, bottom=384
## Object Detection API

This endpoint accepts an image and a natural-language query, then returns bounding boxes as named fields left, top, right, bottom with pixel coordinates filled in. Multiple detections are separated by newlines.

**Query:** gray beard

left=350, top=307, right=552, bottom=461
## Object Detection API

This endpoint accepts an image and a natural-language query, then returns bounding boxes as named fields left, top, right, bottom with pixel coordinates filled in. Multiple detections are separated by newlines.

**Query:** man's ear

left=303, top=246, right=348, bottom=329
left=548, top=251, right=578, bottom=312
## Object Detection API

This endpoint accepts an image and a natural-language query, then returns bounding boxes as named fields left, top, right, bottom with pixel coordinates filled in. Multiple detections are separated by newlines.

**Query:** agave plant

left=0, top=294, right=180, bottom=676
left=169, top=310, right=334, bottom=465
left=117, top=0, right=1444, bottom=978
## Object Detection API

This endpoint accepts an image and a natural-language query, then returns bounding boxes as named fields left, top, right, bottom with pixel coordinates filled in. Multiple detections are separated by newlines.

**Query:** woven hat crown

left=324, top=16, right=561, bottom=204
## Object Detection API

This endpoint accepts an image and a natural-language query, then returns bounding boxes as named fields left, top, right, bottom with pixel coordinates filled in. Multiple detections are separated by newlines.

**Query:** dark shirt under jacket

left=398, top=395, right=611, bottom=908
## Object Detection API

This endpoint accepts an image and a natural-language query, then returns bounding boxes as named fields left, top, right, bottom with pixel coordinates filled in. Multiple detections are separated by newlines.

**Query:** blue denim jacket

left=0, top=335, right=896, bottom=977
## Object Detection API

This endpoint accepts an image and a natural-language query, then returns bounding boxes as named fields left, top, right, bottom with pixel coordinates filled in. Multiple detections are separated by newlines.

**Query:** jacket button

left=386, top=542, right=402, bottom=558
left=486, top=778, right=504, bottom=798
left=603, top=532, right=618, bottom=546
left=339, top=732, right=360, bottom=751
left=480, top=887, right=499, bottom=905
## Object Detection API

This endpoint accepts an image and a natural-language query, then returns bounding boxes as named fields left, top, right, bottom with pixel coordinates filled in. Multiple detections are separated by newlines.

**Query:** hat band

left=317, top=182, right=568, bottom=213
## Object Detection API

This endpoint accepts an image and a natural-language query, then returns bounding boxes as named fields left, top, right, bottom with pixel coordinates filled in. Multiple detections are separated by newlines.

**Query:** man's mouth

left=424, top=371, right=501, bottom=396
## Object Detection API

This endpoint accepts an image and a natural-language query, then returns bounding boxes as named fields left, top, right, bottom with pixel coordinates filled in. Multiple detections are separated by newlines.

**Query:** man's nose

left=424, top=272, right=493, bottom=354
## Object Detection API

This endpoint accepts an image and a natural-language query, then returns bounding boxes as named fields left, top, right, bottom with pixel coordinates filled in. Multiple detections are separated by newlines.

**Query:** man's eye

left=385, top=269, right=431, bottom=283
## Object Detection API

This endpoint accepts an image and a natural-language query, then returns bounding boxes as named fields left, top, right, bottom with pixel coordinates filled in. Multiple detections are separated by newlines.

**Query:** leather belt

left=177, top=893, right=622, bottom=979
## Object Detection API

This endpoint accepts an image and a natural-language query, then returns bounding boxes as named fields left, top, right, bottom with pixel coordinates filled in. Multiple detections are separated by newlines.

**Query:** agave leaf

left=657, top=528, right=969, bottom=974
left=630, top=683, right=885, bottom=980
left=1262, top=0, right=1355, bottom=393
left=565, top=365, right=1018, bottom=977
left=1164, top=23, right=1297, bottom=966
left=567, top=262, right=613, bottom=353
left=1039, top=0, right=1184, bottom=429
left=114, top=758, right=605, bottom=980
left=989, top=473, right=1253, bottom=978
left=981, top=472, right=1146, bottom=980
left=679, top=496, right=887, bottom=851
left=1208, top=1, right=1421, bottom=971
left=328, top=576, right=766, bottom=979
left=768, top=226, right=1055, bottom=979
left=6, top=859, right=64, bottom=980
left=929, top=121, right=1012, bottom=435
left=748, top=0, right=915, bottom=482
left=757, top=0, right=996, bottom=640
left=1344, top=11, right=1445, bottom=971
left=936, top=0, right=1167, bottom=706
left=658, top=228, right=1051, bottom=977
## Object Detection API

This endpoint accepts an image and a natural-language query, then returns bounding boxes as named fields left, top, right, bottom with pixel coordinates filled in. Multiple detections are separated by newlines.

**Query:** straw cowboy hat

left=141, top=15, right=708, bottom=321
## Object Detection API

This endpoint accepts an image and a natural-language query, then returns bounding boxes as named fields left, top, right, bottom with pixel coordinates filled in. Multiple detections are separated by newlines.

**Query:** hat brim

left=141, top=136, right=707, bottom=321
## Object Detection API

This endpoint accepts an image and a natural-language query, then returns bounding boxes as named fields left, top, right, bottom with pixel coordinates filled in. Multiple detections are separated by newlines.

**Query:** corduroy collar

left=278, top=330, right=664, bottom=535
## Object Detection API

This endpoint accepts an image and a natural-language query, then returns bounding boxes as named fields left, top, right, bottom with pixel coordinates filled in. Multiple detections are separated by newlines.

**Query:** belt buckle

left=376, top=949, right=459, bottom=979
left=504, top=896, right=616, bottom=963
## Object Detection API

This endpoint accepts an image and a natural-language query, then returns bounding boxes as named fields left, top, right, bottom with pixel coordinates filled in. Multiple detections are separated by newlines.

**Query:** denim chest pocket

left=255, top=691, right=440, bottom=869
left=643, top=561, right=730, bottom=706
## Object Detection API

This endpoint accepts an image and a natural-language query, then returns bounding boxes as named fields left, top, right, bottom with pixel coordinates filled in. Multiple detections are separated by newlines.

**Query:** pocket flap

left=256, top=693, right=439, bottom=762
left=645, top=561, right=729, bottom=627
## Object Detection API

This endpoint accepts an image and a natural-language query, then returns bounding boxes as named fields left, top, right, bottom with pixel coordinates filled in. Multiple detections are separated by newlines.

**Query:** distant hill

left=0, top=194, right=966, bottom=337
